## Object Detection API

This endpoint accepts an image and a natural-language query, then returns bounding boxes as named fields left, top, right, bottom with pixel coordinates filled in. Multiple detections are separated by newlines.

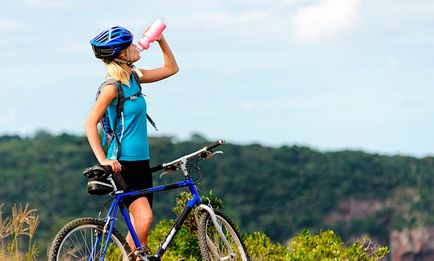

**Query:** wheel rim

left=205, top=216, right=248, bottom=261
left=56, top=223, right=128, bottom=261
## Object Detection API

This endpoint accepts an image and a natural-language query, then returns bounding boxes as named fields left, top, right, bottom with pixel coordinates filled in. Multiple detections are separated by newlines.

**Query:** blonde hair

left=105, top=61, right=130, bottom=86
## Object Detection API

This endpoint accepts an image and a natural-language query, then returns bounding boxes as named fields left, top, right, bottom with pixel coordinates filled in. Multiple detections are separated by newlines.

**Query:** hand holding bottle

left=137, top=19, right=166, bottom=51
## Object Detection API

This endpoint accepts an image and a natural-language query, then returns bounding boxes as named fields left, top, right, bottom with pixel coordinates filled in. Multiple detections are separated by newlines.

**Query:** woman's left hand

left=142, top=27, right=164, bottom=42
left=156, top=33, right=164, bottom=42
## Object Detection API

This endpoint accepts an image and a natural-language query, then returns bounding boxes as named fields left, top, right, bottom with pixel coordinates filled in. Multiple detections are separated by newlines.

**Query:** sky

left=1, top=0, right=434, bottom=157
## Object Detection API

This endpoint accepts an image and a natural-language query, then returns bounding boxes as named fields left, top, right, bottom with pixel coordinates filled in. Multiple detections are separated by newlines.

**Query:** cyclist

left=84, top=25, right=178, bottom=257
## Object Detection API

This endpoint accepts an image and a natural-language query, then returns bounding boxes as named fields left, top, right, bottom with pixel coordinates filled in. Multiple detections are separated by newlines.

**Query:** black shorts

left=119, top=160, right=153, bottom=208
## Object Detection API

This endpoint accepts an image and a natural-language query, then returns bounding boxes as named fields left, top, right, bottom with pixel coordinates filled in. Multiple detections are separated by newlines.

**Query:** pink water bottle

left=137, top=19, right=166, bottom=51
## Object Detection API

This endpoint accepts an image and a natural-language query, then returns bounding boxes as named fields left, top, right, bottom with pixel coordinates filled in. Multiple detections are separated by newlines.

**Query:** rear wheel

left=198, top=210, right=250, bottom=261
left=48, top=217, right=132, bottom=261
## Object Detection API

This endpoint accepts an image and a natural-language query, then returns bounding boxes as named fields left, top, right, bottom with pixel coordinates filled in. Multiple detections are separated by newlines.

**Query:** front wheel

left=48, top=217, right=132, bottom=261
left=198, top=210, right=250, bottom=261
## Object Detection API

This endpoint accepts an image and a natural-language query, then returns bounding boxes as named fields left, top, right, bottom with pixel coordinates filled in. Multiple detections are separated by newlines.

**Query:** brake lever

left=160, top=171, right=170, bottom=179
left=202, top=150, right=224, bottom=160
left=160, top=165, right=178, bottom=179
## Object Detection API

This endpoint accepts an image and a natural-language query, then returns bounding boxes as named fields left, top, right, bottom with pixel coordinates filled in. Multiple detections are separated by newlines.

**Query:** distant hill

left=1, top=131, right=434, bottom=257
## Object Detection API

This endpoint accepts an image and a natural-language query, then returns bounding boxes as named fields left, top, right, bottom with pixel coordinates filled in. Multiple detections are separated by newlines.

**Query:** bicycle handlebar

left=150, top=164, right=164, bottom=173
left=150, top=139, right=225, bottom=173
left=205, top=139, right=225, bottom=151
left=90, top=140, right=225, bottom=176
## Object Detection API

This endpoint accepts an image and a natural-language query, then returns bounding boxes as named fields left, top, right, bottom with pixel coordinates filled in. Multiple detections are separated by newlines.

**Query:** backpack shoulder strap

left=96, top=78, right=121, bottom=98
left=97, top=78, right=124, bottom=130
left=131, top=71, right=142, bottom=92
left=96, top=78, right=124, bottom=109
left=112, top=81, right=125, bottom=159
left=96, top=78, right=124, bottom=159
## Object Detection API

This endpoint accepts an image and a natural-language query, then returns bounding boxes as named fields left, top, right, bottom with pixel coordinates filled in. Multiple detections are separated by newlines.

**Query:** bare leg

left=126, top=197, right=153, bottom=253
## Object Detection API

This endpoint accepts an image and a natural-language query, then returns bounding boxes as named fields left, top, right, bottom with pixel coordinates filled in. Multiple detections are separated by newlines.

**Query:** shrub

left=287, top=229, right=389, bottom=261
left=148, top=192, right=389, bottom=260
left=148, top=191, right=221, bottom=260
left=244, top=232, right=290, bottom=260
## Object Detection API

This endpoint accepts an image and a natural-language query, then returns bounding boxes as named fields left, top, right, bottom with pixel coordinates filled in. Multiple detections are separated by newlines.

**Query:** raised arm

left=138, top=34, right=179, bottom=83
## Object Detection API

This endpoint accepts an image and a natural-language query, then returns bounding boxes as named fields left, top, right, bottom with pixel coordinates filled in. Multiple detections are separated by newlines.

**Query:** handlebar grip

left=112, top=173, right=128, bottom=191
left=206, top=139, right=225, bottom=151
left=102, top=164, right=113, bottom=174
left=150, top=164, right=164, bottom=173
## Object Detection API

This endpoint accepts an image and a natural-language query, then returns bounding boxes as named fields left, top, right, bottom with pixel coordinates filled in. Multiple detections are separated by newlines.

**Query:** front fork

left=194, top=204, right=233, bottom=256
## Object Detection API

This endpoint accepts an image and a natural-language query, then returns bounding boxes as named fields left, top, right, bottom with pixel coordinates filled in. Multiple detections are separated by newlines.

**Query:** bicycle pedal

left=137, top=252, right=159, bottom=261
left=141, top=256, right=159, bottom=261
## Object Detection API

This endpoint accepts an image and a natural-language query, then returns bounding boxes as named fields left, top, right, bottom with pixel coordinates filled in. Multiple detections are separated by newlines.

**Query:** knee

left=137, top=213, right=153, bottom=228
left=143, top=213, right=153, bottom=226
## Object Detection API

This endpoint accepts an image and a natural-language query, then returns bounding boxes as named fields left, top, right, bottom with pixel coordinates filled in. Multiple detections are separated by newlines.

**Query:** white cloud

left=292, top=0, right=363, bottom=42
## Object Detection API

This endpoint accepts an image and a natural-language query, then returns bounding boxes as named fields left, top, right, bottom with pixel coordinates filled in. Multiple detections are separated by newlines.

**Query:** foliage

left=1, top=132, right=433, bottom=258
left=148, top=219, right=197, bottom=261
left=0, top=204, right=39, bottom=261
left=172, top=191, right=223, bottom=232
left=148, top=191, right=223, bottom=260
left=244, top=232, right=290, bottom=260
left=105, top=245, right=125, bottom=261
left=287, top=229, right=389, bottom=261
left=152, top=193, right=389, bottom=261
left=0, top=194, right=390, bottom=261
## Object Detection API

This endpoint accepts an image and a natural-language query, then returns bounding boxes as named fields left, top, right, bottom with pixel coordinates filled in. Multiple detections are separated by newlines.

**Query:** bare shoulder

left=96, top=83, right=117, bottom=105
left=99, top=83, right=118, bottom=99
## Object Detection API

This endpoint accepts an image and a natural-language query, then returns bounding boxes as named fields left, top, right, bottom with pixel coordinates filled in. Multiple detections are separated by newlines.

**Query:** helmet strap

left=113, top=48, right=133, bottom=67
left=126, top=48, right=131, bottom=62
left=113, top=58, right=133, bottom=67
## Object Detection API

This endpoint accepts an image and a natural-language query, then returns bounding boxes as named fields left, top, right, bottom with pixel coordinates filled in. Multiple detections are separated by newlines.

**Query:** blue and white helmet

left=90, top=26, right=133, bottom=62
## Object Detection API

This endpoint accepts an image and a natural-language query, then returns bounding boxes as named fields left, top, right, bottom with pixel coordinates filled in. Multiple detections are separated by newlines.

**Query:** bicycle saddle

left=83, top=164, right=112, bottom=179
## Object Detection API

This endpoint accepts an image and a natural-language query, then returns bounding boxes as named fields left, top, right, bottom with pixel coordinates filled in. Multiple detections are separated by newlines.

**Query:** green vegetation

left=147, top=192, right=389, bottom=260
left=1, top=194, right=389, bottom=260
left=147, top=192, right=217, bottom=260
left=0, top=131, right=433, bottom=259
left=286, top=230, right=389, bottom=261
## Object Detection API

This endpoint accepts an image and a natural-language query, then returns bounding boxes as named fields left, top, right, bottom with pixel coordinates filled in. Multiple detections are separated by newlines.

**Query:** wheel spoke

left=49, top=218, right=130, bottom=261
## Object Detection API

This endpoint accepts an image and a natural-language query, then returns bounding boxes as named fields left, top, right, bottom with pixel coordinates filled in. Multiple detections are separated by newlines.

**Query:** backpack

left=96, top=71, right=157, bottom=159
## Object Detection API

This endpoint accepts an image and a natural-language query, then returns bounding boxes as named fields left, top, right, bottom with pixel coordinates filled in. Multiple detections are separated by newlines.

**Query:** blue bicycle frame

left=94, top=174, right=202, bottom=260
left=91, top=139, right=225, bottom=260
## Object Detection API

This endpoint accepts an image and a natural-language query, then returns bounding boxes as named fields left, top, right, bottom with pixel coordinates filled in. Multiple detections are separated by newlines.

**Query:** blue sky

left=1, top=0, right=434, bottom=157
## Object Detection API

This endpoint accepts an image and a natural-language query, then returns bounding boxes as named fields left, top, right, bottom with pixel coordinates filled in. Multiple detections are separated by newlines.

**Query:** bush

left=148, top=192, right=389, bottom=260
left=287, top=229, right=389, bottom=261
left=148, top=219, right=199, bottom=260
left=148, top=191, right=221, bottom=260
left=2, top=195, right=390, bottom=260
left=244, top=232, right=290, bottom=260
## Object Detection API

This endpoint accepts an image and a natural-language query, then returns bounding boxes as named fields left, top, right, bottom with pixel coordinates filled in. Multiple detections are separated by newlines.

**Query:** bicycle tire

left=198, top=210, right=250, bottom=261
left=48, top=217, right=132, bottom=261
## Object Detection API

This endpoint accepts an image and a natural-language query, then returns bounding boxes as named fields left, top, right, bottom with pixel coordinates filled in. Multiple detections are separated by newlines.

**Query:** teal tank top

left=106, top=74, right=150, bottom=161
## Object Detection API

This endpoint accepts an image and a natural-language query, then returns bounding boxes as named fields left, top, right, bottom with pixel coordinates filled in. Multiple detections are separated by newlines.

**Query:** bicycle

left=48, top=139, right=250, bottom=261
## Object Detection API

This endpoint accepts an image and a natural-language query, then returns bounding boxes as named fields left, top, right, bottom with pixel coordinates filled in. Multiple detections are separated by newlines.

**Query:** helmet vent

left=98, top=34, right=109, bottom=43
left=90, top=26, right=133, bottom=60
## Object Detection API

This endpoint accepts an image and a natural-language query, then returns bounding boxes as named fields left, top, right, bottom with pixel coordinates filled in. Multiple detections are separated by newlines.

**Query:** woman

left=85, top=26, right=178, bottom=257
